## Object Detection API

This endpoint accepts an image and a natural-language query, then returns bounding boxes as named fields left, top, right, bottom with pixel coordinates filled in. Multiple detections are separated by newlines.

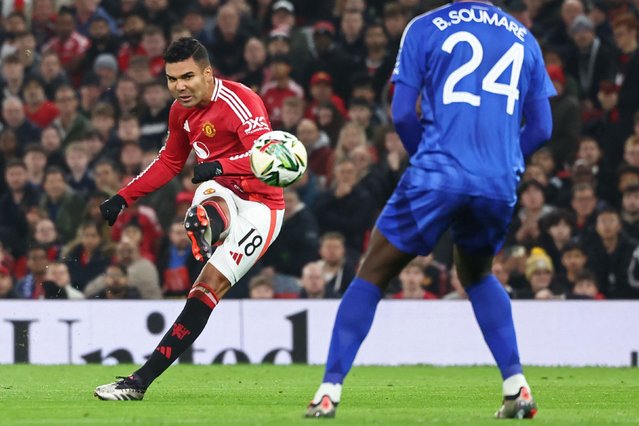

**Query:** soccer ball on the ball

left=250, top=130, right=307, bottom=187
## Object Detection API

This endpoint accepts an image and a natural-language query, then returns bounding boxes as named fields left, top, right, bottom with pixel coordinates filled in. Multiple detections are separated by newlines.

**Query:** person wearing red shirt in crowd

left=42, top=7, right=90, bottom=87
left=392, top=259, right=439, bottom=300
left=23, top=77, right=59, bottom=128
left=95, top=38, right=285, bottom=401
left=305, top=71, right=348, bottom=120
left=117, top=14, right=146, bottom=73
left=260, top=54, right=303, bottom=129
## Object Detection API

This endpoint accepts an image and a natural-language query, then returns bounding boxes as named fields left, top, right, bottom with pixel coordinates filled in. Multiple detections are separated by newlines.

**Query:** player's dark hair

left=164, top=37, right=210, bottom=68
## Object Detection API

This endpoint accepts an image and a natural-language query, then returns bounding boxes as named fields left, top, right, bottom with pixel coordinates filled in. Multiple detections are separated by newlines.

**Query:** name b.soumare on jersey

left=392, top=1, right=555, bottom=202
left=119, top=78, right=284, bottom=209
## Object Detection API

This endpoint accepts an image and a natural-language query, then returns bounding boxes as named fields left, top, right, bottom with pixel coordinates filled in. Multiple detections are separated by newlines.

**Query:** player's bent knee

left=190, top=263, right=232, bottom=301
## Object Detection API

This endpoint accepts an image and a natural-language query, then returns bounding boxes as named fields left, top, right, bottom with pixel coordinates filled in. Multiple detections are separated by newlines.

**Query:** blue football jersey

left=391, top=1, right=556, bottom=202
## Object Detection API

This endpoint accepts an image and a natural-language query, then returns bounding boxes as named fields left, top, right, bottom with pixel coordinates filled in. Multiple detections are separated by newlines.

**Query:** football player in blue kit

left=306, top=0, right=555, bottom=419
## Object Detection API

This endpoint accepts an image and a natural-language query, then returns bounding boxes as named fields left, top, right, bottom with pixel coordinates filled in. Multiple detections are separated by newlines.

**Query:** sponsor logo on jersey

left=202, top=121, right=216, bottom=138
left=192, top=141, right=210, bottom=159
left=243, top=116, right=269, bottom=135
left=183, top=120, right=191, bottom=132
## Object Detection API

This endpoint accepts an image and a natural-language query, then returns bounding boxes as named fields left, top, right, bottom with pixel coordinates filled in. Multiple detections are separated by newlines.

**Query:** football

left=250, top=130, right=308, bottom=187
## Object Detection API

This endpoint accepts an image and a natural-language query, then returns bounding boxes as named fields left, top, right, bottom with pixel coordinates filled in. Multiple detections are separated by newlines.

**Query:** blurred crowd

left=0, top=0, right=638, bottom=301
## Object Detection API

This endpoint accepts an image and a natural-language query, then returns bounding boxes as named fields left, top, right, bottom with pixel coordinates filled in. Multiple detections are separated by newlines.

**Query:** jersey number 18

left=441, top=31, right=524, bottom=115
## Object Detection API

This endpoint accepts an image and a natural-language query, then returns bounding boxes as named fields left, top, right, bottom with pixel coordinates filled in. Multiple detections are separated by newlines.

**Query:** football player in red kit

left=94, top=38, right=285, bottom=400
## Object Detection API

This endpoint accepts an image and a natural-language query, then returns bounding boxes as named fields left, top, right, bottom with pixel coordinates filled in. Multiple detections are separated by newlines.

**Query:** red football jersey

left=119, top=78, right=284, bottom=209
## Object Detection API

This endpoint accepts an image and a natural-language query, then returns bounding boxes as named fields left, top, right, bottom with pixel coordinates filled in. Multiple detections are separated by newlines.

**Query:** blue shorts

left=376, top=169, right=516, bottom=256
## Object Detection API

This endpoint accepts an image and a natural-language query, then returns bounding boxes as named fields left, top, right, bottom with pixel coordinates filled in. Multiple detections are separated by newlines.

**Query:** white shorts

left=192, top=180, right=284, bottom=285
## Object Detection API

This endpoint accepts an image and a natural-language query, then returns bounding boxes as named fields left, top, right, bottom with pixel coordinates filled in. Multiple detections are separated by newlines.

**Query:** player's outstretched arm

left=520, top=97, right=553, bottom=160
left=391, top=82, right=422, bottom=156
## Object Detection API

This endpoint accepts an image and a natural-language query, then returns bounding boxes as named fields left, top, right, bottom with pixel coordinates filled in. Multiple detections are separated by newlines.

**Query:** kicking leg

left=454, top=246, right=537, bottom=419
left=306, top=228, right=413, bottom=417
left=93, top=264, right=232, bottom=400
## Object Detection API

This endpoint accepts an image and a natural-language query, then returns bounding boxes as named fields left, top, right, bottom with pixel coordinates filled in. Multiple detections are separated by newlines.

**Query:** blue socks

left=322, top=274, right=522, bottom=384
left=323, top=277, right=382, bottom=384
left=466, top=274, right=523, bottom=379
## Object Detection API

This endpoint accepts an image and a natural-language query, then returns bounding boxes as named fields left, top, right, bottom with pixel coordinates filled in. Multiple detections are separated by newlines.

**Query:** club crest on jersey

left=192, top=141, right=210, bottom=159
left=202, top=121, right=216, bottom=138
left=243, top=116, right=269, bottom=135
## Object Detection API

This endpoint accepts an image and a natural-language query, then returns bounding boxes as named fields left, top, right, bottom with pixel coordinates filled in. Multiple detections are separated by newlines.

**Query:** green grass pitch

left=0, top=365, right=638, bottom=425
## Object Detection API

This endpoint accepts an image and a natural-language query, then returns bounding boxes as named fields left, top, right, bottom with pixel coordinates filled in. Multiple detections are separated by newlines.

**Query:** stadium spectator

left=39, top=166, right=85, bottom=243
left=240, top=37, right=268, bottom=92
left=158, top=220, right=203, bottom=297
left=52, top=85, right=91, bottom=147
left=546, top=64, right=581, bottom=167
left=269, top=0, right=311, bottom=72
left=2, top=96, right=41, bottom=144
left=93, top=159, right=122, bottom=198
left=88, top=263, right=142, bottom=299
left=305, top=71, right=348, bottom=120
left=0, top=54, right=26, bottom=103
left=296, top=118, right=334, bottom=187
left=208, top=3, right=252, bottom=79
left=352, top=22, right=395, bottom=97
left=260, top=54, right=303, bottom=129
left=32, top=217, right=62, bottom=261
left=93, top=53, right=120, bottom=92
left=261, top=188, right=319, bottom=277
left=140, top=25, right=167, bottom=78
left=382, top=2, right=409, bottom=58
left=42, top=7, right=90, bottom=86
left=63, top=219, right=111, bottom=292
left=141, top=0, right=179, bottom=37
left=587, top=207, right=636, bottom=298
left=117, top=13, right=147, bottom=73
left=0, top=12, right=28, bottom=60
left=64, top=142, right=96, bottom=197
left=544, top=0, right=582, bottom=57
left=304, top=21, right=352, bottom=99
left=38, top=51, right=69, bottom=101
left=299, top=261, right=338, bottom=299
left=371, top=125, right=408, bottom=204
left=575, top=136, right=615, bottom=203
left=507, top=180, right=554, bottom=248
left=314, top=158, right=374, bottom=259
left=84, top=236, right=161, bottom=299
left=119, top=141, right=144, bottom=181
left=125, top=56, right=155, bottom=85
left=611, top=14, right=639, bottom=140
left=348, top=98, right=378, bottom=141
left=565, top=15, right=615, bottom=109
left=570, top=182, right=599, bottom=239
left=22, top=77, right=60, bottom=128
left=248, top=274, right=275, bottom=299
left=278, top=96, right=305, bottom=135
left=392, top=259, right=438, bottom=299
left=15, top=244, right=50, bottom=298
left=349, top=144, right=385, bottom=210
left=0, top=265, right=17, bottom=299
left=136, top=149, right=180, bottom=230
left=334, top=122, right=369, bottom=165
left=112, top=77, right=141, bottom=117
left=0, top=160, right=39, bottom=257
left=15, top=31, right=40, bottom=77
left=89, top=103, right=116, bottom=145
left=83, top=16, right=121, bottom=72
left=555, top=240, right=589, bottom=290
left=318, top=232, right=355, bottom=296
left=621, top=183, right=639, bottom=240
left=23, top=144, right=48, bottom=189
left=139, top=80, right=171, bottom=151
left=42, top=261, right=85, bottom=299
left=568, top=269, right=605, bottom=299
left=74, top=0, right=119, bottom=39
left=337, top=10, right=366, bottom=63
left=538, top=209, right=576, bottom=273
left=524, top=247, right=564, bottom=299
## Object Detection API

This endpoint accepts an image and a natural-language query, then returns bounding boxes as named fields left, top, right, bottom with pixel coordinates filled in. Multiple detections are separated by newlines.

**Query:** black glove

left=192, top=161, right=223, bottom=184
left=100, top=194, right=127, bottom=226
